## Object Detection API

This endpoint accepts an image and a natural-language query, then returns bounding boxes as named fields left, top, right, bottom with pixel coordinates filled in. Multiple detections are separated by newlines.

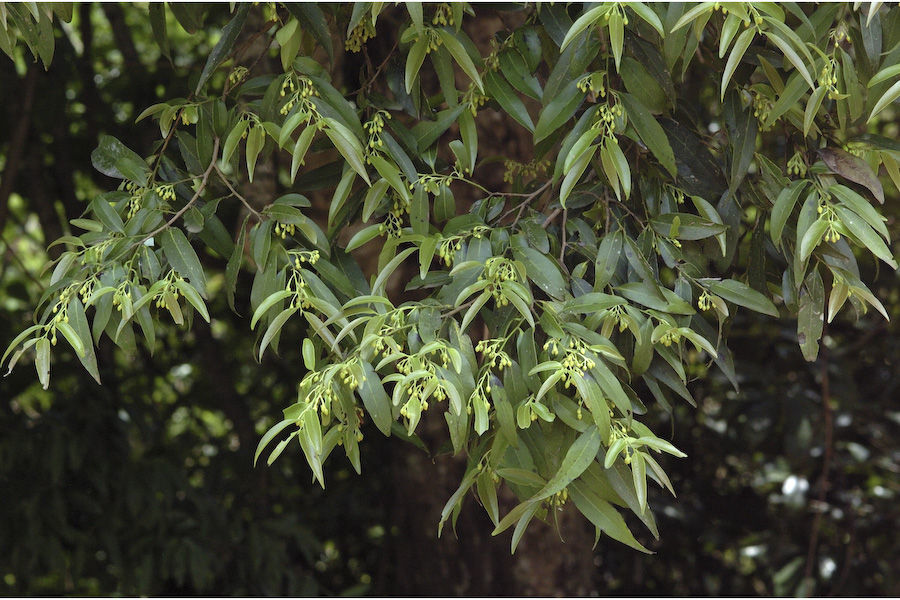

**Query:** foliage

left=3, top=0, right=899, bottom=563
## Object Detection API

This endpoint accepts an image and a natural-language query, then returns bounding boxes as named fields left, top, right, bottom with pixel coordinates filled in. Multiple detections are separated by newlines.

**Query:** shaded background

left=1, top=3, right=898, bottom=596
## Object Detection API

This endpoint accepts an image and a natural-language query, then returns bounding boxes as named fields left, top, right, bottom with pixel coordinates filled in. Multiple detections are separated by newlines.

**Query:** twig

left=442, top=298, right=475, bottom=319
left=215, top=165, right=264, bottom=221
left=497, top=180, right=553, bottom=226
left=805, top=325, right=834, bottom=592
left=140, top=137, right=220, bottom=245
left=541, top=207, right=562, bottom=229
left=559, top=209, right=568, bottom=265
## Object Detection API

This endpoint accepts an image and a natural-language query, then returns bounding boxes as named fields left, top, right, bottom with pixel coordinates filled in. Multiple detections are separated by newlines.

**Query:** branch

left=140, top=137, right=221, bottom=245
left=214, top=165, right=263, bottom=221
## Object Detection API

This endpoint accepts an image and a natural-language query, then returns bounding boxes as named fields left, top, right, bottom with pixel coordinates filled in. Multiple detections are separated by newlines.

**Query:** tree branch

left=140, top=137, right=220, bottom=245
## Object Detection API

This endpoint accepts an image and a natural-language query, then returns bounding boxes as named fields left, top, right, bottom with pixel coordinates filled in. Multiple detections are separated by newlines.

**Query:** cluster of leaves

left=3, top=2, right=899, bottom=553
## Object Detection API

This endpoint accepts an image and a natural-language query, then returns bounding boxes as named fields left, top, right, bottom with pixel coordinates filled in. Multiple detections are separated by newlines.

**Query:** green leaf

left=149, top=3, right=170, bottom=61
left=650, top=213, right=727, bottom=240
left=707, top=279, right=779, bottom=317
left=323, top=119, right=371, bottom=184
left=160, top=228, right=208, bottom=297
left=55, top=321, right=84, bottom=358
left=245, top=125, right=264, bottom=182
left=174, top=279, right=210, bottom=323
left=797, top=268, right=824, bottom=361
left=436, top=29, right=483, bottom=92
left=868, top=62, right=900, bottom=87
left=833, top=206, right=898, bottom=268
left=484, top=70, right=534, bottom=132
left=669, top=2, right=715, bottom=32
left=803, top=86, right=827, bottom=137
left=534, top=80, right=584, bottom=143
left=619, top=93, right=676, bottom=177
left=91, top=135, right=150, bottom=186
left=35, top=336, right=50, bottom=390
left=626, top=2, right=665, bottom=37
left=195, top=4, right=249, bottom=94
left=770, top=180, right=809, bottom=249
left=67, top=297, right=100, bottom=383
left=799, top=217, right=828, bottom=263
left=514, top=246, right=567, bottom=300
left=254, top=418, right=295, bottom=466
left=560, top=4, right=609, bottom=51
left=405, top=37, right=428, bottom=93
left=763, top=30, right=814, bottom=89
left=829, top=184, right=889, bottom=239
left=290, top=126, right=316, bottom=182
left=358, top=361, right=393, bottom=436
left=569, top=480, right=651, bottom=552
left=608, top=11, right=624, bottom=71
left=285, top=3, right=334, bottom=63
left=531, top=427, right=601, bottom=501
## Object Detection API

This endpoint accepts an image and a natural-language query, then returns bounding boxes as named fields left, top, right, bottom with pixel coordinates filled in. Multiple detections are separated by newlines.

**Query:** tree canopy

left=1, top=2, right=899, bottom=595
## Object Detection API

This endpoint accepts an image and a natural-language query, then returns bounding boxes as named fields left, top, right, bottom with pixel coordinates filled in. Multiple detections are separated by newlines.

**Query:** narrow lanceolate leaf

left=560, top=4, right=610, bottom=51
left=195, top=4, right=249, bottom=94
left=619, top=93, right=676, bottom=177
left=770, top=180, right=809, bottom=249
left=484, top=70, right=534, bottom=132
left=529, top=425, right=601, bottom=502
left=35, top=337, right=50, bottom=390
left=56, top=322, right=85, bottom=358
left=707, top=279, right=779, bottom=317
left=626, top=2, right=665, bottom=37
left=323, top=119, right=371, bottom=184
left=437, top=29, right=484, bottom=93
left=868, top=63, right=900, bottom=88
left=803, top=86, right=827, bottom=137
left=797, top=269, right=824, bottom=361
left=534, top=80, right=584, bottom=143
left=160, top=228, right=208, bottom=297
left=833, top=206, right=898, bottom=269
left=405, top=37, right=428, bottom=93
left=763, top=31, right=814, bottom=89
left=254, top=418, right=295, bottom=466
left=721, top=28, right=754, bottom=101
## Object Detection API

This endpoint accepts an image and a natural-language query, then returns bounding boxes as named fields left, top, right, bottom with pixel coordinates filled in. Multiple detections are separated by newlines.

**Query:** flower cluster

left=698, top=291, right=714, bottom=312
left=364, top=110, right=390, bottom=155
left=751, top=88, right=774, bottom=129
left=544, top=337, right=597, bottom=389
left=279, top=74, right=318, bottom=116
left=437, top=227, right=488, bottom=267
left=480, top=256, right=518, bottom=305
left=817, top=197, right=843, bottom=243
left=228, top=66, right=249, bottom=87
left=345, top=18, right=376, bottom=53
left=577, top=71, right=608, bottom=99
left=475, top=338, right=513, bottom=371
left=593, top=100, right=624, bottom=140
left=463, top=83, right=488, bottom=117
left=288, top=250, right=320, bottom=269
left=502, top=159, right=550, bottom=184
left=152, top=271, right=184, bottom=310
left=787, top=151, right=807, bottom=177
left=818, top=56, right=842, bottom=100
left=286, top=268, right=313, bottom=311
left=274, top=222, right=296, bottom=239
left=432, top=3, right=453, bottom=26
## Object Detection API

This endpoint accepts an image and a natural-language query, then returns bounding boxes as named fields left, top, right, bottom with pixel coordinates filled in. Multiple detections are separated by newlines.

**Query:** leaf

left=56, top=322, right=85, bottom=358
left=195, top=4, right=249, bottom=94
left=669, top=2, right=715, bottom=32
left=632, top=452, right=647, bottom=512
left=534, top=80, right=584, bottom=143
left=405, top=37, right=428, bottom=93
left=436, top=29, right=483, bottom=92
left=174, top=279, right=210, bottom=323
left=833, top=206, right=898, bottom=268
left=484, top=70, right=534, bottom=132
left=560, top=4, right=609, bottom=51
left=650, top=213, right=727, bottom=240
left=763, top=30, right=814, bottom=89
left=254, top=418, right=294, bottom=466
left=569, top=480, right=651, bottom=552
left=608, top=12, right=624, bottom=71
left=323, top=119, right=371, bottom=184
left=35, top=336, right=50, bottom=390
left=626, top=2, right=665, bottom=37
left=358, top=361, right=393, bottom=436
left=707, top=279, right=779, bottom=317
left=245, top=125, right=264, bottom=182
left=514, top=247, right=567, bottom=300
left=803, top=86, right=826, bottom=137
left=91, top=135, right=150, bottom=186
left=797, top=268, right=824, bottom=361
left=799, top=218, right=829, bottom=263
left=770, top=180, right=809, bottom=249
left=619, top=93, right=676, bottom=177
left=818, top=148, right=884, bottom=204
left=560, top=143, right=596, bottom=207
left=285, top=3, right=333, bottom=63
left=148, top=3, right=170, bottom=60
left=290, top=126, right=316, bottom=182
left=829, top=184, right=889, bottom=240
left=160, top=228, right=208, bottom=297
left=868, top=62, right=900, bottom=88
